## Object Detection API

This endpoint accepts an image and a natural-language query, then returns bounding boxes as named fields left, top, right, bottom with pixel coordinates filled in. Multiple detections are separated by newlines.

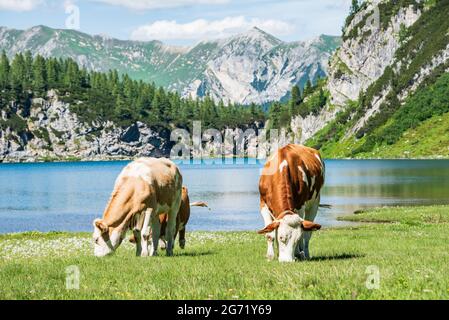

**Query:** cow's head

left=92, top=218, right=124, bottom=257
left=258, top=212, right=321, bottom=262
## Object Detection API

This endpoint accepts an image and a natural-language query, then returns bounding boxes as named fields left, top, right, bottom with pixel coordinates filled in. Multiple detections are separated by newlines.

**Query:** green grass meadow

left=1, top=206, right=449, bottom=300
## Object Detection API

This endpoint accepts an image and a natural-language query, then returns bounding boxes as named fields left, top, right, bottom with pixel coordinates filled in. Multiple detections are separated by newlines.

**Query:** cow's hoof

left=179, top=239, right=186, bottom=249
left=296, top=251, right=306, bottom=261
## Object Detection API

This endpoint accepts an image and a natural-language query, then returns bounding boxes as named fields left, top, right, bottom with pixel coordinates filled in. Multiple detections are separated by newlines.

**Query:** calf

left=92, top=157, right=182, bottom=257
left=258, top=144, right=324, bottom=262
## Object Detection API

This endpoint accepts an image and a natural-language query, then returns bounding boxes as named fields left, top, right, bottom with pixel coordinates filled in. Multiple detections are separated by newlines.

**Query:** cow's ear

left=94, top=219, right=109, bottom=234
left=257, top=221, right=280, bottom=234
left=301, top=220, right=321, bottom=231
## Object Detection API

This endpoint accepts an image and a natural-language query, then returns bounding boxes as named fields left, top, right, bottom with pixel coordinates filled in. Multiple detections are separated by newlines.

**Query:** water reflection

left=1, top=159, right=448, bottom=233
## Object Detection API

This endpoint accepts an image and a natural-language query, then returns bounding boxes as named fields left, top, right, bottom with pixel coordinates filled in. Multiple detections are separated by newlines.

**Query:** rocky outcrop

left=0, top=91, right=171, bottom=162
left=327, top=0, right=422, bottom=107
left=289, top=0, right=427, bottom=144
left=0, top=91, right=272, bottom=162
left=181, top=31, right=340, bottom=105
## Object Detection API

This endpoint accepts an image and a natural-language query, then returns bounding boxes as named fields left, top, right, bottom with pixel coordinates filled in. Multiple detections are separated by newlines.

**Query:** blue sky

left=0, top=0, right=352, bottom=45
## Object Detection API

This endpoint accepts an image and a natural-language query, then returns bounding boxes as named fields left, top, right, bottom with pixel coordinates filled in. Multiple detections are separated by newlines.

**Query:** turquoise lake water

left=1, top=159, right=449, bottom=233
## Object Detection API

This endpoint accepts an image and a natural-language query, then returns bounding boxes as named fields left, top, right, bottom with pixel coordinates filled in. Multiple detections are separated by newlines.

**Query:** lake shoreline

left=2, top=154, right=449, bottom=164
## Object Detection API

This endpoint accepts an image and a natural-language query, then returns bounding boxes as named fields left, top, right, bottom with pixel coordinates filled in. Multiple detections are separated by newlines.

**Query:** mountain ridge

left=0, top=25, right=341, bottom=105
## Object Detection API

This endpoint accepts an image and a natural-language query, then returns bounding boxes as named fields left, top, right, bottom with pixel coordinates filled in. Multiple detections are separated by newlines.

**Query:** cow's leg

left=179, top=226, right=186, bottom=249
left=260, top=204, right=275, bottom=261
left=132, top=212, right=143, bottom=257
left=159, top=238, right=167, bottom=250
left=150, top=214, right=161, bottom=257
left=140, top=209, right=152, bottom=257
left=133, top=229, right=142, bottom=257
left=165, top=208, right=178, bottom=256
left=159, top=220, right=167, bottom=250
left=303, top=196, right=320, bottom=260
left=295, top=235, right=306, bottom=261
left=295, top=206, right=306, bottom=260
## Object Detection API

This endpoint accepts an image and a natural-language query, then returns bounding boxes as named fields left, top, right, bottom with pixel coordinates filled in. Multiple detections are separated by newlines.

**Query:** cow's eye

left=279, top=235, right=286, bottom=243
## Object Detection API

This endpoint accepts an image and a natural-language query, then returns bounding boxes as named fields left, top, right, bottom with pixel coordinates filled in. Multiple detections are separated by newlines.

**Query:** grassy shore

left=1, top=205, right=449, bottom=300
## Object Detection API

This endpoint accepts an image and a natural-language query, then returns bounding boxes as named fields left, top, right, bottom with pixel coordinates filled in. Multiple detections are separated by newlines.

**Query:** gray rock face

left=182, top=31, right=340, bottom=105
left=327, top=1, right=421, bottom=107
left=291, top=106, right=341, bottom=144
left=0, top=91, right=170, bottom=162
left=1, top=92, right=273, bottom=162
left=289, top=0, right=427, bottom=144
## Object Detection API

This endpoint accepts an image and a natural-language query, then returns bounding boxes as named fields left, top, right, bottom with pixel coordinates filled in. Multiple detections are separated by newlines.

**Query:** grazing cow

left=92, top=157, right=182, bottom=257
left=258, top=144, right=324, bottom=262
left=159, top=186, right=208, bottom=249
left=130, top=186, right=208, bottom=250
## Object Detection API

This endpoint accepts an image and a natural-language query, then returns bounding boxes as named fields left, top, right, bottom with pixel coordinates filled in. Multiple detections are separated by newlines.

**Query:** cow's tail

left=190, top=201, right=209, bottom=208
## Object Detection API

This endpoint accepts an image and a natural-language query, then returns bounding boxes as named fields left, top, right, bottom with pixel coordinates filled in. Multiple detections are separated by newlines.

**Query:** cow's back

left=259, top=144, right=324, bottom=216
left=117, top=157, right=182, bottom=207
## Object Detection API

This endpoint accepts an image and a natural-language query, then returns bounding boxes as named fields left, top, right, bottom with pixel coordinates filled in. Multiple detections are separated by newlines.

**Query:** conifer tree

left=32, top=55, right=47, bottom=95
left=0, top=51, right=10, bottom=89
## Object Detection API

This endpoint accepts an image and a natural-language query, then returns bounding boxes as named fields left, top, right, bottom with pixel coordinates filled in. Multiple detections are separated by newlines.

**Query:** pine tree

left=268, top=102, right=282, bottom=129
left=0, top=50, right=10, bottom=89
left=63, top=59, right=81, bottom=90
left=23, top=51, right=33, bottom=91
left=350, top=0, right=360, bottom=15
left=32, top=55, right=47, bottom=96
left=10, top=53, right=26, bottom=93
left=289, top=85, right=301, bottom=116
left=304, top=79, right=313, bottom=96
left=45, top=58, right=58, bottom=89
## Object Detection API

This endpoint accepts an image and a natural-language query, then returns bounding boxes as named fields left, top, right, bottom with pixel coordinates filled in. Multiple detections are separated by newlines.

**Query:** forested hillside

left=0, top=51, right=264, bottom=131
left=0, top=52, right=265, bottom=162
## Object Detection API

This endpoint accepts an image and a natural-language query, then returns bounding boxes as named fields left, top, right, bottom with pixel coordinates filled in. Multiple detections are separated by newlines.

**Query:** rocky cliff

left=293, top=0, right=449, bottom=159
left=0, top=90, right=172, bottom=162
left=0, top=90, right=268, bottom=162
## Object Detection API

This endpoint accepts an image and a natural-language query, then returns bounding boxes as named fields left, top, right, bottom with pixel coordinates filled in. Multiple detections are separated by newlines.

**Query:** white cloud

left=131, top=16, right=295, bottom=41
left=0, top=0, right=43, bottom=11
left=92, top=0, right=229, bottom=10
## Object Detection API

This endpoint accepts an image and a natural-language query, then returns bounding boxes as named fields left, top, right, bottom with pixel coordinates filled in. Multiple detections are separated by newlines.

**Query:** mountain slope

left=294, top=0, right=449, bottom=158
left=0, top=26, right=340, bottom=105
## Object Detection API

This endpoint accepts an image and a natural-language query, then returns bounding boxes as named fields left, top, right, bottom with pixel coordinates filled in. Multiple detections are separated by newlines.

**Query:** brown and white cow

left=258, top=144, right=324, bottom=262
left=159, top=186, right=208, bottom=249
left=130, top=186, right=208, bottom=250
left=92, top=157, right=183, bottom=257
